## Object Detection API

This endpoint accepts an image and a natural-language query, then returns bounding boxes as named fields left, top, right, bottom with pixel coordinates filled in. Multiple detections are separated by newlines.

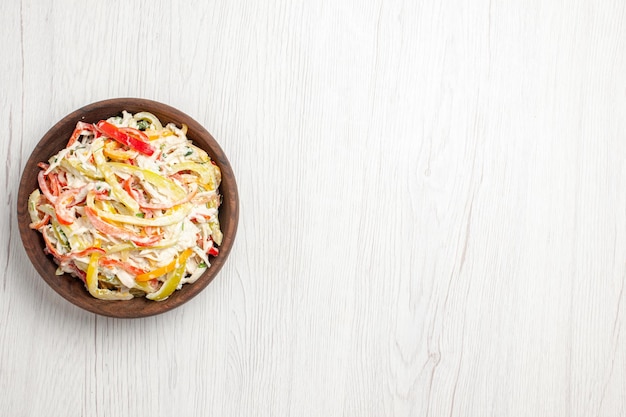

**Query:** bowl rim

left=17, top=97, right=239, bottom=318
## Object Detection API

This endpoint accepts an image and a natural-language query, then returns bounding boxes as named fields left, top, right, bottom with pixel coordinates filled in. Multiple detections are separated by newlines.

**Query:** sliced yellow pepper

left=98, top=199, right=119, bottom=214
left=146, top=129, right=174, bottom=140
left=133, top=280, right=159, bottom=294
left=85, top=244, right=101, bottom=293
left=28, top=190, right=42, bottom=224
left=86, top=193, right=191, bottom=226
left=103, top=139, right=139, bottom=161
left=136, top=248, right=193, bottom=282
left=60, top=158, right=103, bottom=180
left=133, top=111, right=163, bottom=130
left=209, top=218, right=223, bottom=246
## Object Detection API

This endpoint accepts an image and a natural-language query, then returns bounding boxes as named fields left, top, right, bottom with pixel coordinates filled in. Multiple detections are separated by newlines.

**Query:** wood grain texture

left=2, top=0, right=626, bottom=416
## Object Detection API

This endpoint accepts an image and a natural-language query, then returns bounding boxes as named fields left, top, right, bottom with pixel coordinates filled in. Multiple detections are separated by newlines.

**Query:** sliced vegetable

left=136, top=248, right=193, bottom=282
left=28, top=190, right=46, bottom=226
left=103, top=139, right=139, bottom=161
left=41, top=227, right=62, bottom=258
left=133, top=111, right=163, bottom=130
left=145, top=264, right=185, bottom=301
left=87, top=193, right=192, bottom=227
left=86, top=246, right=133, bottom=300
left=107, top=162, right=187, bottom=200
left=92, top=137, right=140, bottom=212
left=136, top=120, right=149, bottom=131
left=53, top=188, right=81, bottom=225
left=38, top=170, right=58, bottom=203
left=29, top=213, right=50, bottom=230
left=99, top=258, right=147, bottom=276
left=84, top=206, right=160, bottom=247
left=67, top=121, right=98, bottom=148
left=60, top=247, right=106, bottom=261
left=169, top=162, right=219, bottom=190
left=96, top=121, right=155, bottom=156
left=208, top=245, right=219, bottom=257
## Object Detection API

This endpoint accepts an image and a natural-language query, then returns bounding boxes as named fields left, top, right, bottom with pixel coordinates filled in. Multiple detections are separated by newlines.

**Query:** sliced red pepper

left=122, top=176, right=142, bottom=202
left=67, top=121, right=98, bottom=148
left=99, top=258, right=147, bottom=276
left=38, top=170, right=58, bottom=203
left=94, top=187, right=110, bottom=200
left=54, top=188, right=80, bottom=225
left=59, top=247, right=106, bottom=262
left=49, top=173, right=62, bottom=198
left=120, top=127, right=150, bottom=143
left=41, top=227, right=62, bottom=259
left=202, top=235, right=219, bottom=257
left=57, top=171, right=68, bottom=187
left=29, top=213, right=51, bottom=230
left=95, top=121, right=155, bottom=156
left=84, top=206, right=159, bottom=247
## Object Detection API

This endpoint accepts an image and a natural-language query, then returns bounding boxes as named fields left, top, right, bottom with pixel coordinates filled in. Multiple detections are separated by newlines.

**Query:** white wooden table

left=2, top=0, right=626, bottom=416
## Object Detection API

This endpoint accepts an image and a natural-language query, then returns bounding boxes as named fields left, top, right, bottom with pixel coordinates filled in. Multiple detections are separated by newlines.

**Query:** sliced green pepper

left=145, top=248, right=192, bottom=300
left=146, top=263, right=186, bottom=301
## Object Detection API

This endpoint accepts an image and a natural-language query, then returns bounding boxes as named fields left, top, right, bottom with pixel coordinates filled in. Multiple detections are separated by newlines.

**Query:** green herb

left=57, top=228, right=70, bottom=249
left=135, top=213, right=145, bottom=218
left=198, top=261, right=207, bottom=268
left=184, top=148, right=193, bottom=157
left=137, top=120, right=149, bottom=131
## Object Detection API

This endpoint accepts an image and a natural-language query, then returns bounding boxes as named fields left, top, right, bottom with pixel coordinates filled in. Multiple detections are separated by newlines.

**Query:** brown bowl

left=17, top=98, right=239, bottom=318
